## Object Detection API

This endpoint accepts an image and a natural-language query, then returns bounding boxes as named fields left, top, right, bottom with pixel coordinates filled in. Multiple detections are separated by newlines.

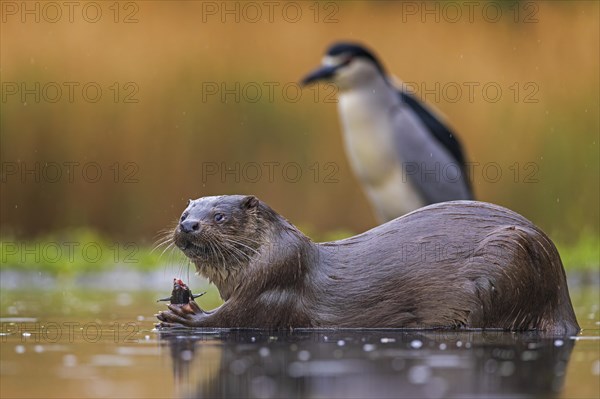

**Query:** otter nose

left=180, top=220, right=200, bottom=233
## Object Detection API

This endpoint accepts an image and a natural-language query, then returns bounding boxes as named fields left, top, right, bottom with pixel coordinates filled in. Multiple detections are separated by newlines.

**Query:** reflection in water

left=159, top=329, right=575, bottom=399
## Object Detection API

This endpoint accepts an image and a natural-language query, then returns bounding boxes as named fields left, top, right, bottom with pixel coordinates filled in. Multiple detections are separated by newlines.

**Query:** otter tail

left=527, top=226, right=580, bottom=335
left=471, top=225, right=580, bottom=335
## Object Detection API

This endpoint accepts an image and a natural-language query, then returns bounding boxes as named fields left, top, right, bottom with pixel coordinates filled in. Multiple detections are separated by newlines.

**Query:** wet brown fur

left=158, top=195, right=580, bottom=335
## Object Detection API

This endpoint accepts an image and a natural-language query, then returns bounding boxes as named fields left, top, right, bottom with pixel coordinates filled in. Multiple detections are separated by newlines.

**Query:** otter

left=156, top=195, right=580, bottom=335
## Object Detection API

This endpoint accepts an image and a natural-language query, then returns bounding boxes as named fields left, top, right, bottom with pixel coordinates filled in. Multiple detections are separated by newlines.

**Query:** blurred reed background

left=1, top=0, right=598, bottom=247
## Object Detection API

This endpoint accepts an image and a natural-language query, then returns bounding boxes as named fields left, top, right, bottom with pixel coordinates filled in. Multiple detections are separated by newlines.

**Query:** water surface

left=0, top=275, right=598, bottom=398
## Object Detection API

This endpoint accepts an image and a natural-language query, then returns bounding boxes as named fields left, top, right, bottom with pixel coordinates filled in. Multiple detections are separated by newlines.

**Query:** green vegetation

left=556, top=232, right=600, bottom=271
left=0, top=229, right=166, bottom=275
left=1, top=229, right=597, bottom=275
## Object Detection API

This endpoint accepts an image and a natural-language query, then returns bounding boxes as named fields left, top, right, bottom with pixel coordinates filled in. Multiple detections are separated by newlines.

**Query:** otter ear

left=187, top=199, right=193, bottom=205
left=241, top=195, right=259, bottom=209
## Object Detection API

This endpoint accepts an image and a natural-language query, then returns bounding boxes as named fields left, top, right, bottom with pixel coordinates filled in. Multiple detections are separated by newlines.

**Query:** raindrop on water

left=499, top=361, right=515, bottom=376
left=180, top=350, right=193, bottom=361
left=259, top=347, right=270, bottom=358
left=592, top=360, right=600, bottom=376
left=410, top=340, right=423, bottom=349
left=63, top=354, right=77, bottom=367
left=484, top=359, right=498, bottom=373
left=408, top=365, right=431, bottom=384
left=298, top=350, right=311, bottom=361
left=250, top=375, right=276, bottom=399
left=362, top=344, right=376, bottom=352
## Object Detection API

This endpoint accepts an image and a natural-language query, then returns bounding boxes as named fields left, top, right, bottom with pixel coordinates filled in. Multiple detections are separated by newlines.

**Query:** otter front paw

left=156, top=300, right=206, bottom=328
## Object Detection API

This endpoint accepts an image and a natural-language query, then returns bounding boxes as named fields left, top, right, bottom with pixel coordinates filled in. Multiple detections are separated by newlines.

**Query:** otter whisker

left=217, top=241, right=242, bottom=265
left=227, top=244, right=253, bottom=264
left=206, top=240, right=217, bottom=269
left=154, top=235, right=174, bottom=246
left=221, top=235, right=262, bottom=247
left=221, top=237, right=260, bottom=255
left=186, top=260, right=191, bottom=283
left=155, top=230, right=174, bottom=239
left=153, top=229, right=177, bottom=244
left=159, top=242, right=176, bottom=258
left=178, top=258, right=190, bottom=281
left=220, top=238, right=252, bottom=260
left=161, top=245, right=188, bottom=282
left=152, top=237, right=174, bottom=253
left=220, top=242, right=247, bottom=267
left=154, top=226, right=175, bottom=237
left=209, top=240, right=227, bottom=272
left=153, top=232, right=173, bottom=243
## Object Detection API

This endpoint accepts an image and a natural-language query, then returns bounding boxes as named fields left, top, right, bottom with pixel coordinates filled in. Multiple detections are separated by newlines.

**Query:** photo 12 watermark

left=200, top=81, right=338, bottom=104
left=1, top=240, right=141, bottom=265
left=397, top=1, right=539, bottom=24
left=403, top=161, right=540, bottom=185
left=200, top=1, right=339, bottom=23
left=1, top=321, right=141, bottom=344
left=1, top=161, right=140, bottom=184
left=200, top=161, right=340, bottom=184
left=399, top=81, right=540, bottom=104
left=1, top=1, right=140, bottom=23
left=1, top=82, right=140, bottom=104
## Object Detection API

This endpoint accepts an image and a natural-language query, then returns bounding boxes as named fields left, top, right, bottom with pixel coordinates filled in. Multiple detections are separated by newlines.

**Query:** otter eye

left=214, top=213, right=225, bottom=223
left=180, top=212, right=188, bottom=222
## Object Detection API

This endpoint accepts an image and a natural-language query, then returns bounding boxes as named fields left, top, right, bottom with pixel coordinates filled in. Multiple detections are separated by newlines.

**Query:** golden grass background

left=1, top=1, right=598, bottom=245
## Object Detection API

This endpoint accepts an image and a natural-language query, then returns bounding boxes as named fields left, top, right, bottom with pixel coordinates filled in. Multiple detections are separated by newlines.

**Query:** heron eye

left=214, top=213, right=225, bottom=223
left=340, top=56, right=353, bottom=67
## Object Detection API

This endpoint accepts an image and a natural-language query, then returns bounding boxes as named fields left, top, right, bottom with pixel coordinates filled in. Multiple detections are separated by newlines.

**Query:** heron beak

left=300, top=64, right=339, bottom=86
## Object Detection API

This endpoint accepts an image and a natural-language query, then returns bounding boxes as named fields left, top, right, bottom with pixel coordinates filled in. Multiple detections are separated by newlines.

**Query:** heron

left=301, top=42, right=474, bottom=223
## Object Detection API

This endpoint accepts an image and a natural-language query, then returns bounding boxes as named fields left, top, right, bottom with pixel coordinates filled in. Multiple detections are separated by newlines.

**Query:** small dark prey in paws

left=157, top=278, right=205, bottom=305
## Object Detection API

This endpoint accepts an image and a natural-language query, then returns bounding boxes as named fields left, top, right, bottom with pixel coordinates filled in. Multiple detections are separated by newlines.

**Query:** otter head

left=173, top=195, right=262, bottom=299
